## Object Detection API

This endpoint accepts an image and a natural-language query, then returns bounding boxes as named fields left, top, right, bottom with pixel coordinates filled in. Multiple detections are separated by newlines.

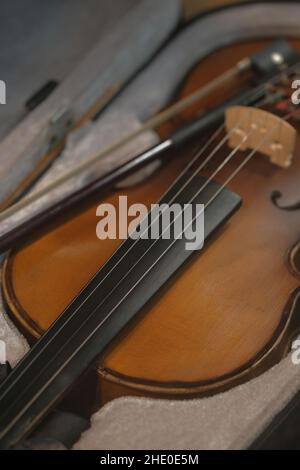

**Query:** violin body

left=3, top=40, right=300, bottom=408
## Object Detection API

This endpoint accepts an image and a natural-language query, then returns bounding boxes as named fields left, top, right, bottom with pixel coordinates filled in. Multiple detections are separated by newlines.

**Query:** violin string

left=1, top=107, right=297, bottom=435
left=80, top=107, right=297, bottom=321
left=0, top=101, right=283, bottom=408
left=48, top=109, right=300, bottom=361
left=0, top=121, right=235, bottom=400
left=0, top=93, right=286, bottom=401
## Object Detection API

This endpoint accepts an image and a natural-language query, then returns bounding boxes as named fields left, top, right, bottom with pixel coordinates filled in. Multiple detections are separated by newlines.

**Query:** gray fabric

left=0, top=0, right=181, bottom=204
left=0, top=286, right=28, bottom=368
left=0, top=0, right=140, bottom=139
left=74, top=354, right=299, bottom=450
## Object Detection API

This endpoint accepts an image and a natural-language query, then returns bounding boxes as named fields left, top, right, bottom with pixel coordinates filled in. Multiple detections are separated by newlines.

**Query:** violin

left=1, top=33, right=300, bottom=450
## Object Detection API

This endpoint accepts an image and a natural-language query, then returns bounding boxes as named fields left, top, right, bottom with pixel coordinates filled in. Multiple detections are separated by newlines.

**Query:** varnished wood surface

left=3, top=40, right=300, bottom=404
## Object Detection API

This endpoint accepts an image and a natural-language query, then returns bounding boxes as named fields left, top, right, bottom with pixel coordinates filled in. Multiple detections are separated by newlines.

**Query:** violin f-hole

left=271, top=190, right=300, bottom=211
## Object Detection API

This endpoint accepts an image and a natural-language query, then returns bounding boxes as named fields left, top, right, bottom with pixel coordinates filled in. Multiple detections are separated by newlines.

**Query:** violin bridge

left=225, top=106, right=297, bottom=168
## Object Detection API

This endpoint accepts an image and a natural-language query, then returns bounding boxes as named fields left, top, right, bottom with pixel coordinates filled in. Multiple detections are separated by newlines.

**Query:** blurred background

left=0, top=0, right=252, bottom=138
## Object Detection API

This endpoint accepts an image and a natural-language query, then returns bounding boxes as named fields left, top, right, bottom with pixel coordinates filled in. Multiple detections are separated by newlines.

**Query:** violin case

left=1, top=0, right=300, bottom=450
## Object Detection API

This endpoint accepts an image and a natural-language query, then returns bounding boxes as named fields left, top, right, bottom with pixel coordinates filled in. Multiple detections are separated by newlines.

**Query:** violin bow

left=0, top=41, right=298, bottom=254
